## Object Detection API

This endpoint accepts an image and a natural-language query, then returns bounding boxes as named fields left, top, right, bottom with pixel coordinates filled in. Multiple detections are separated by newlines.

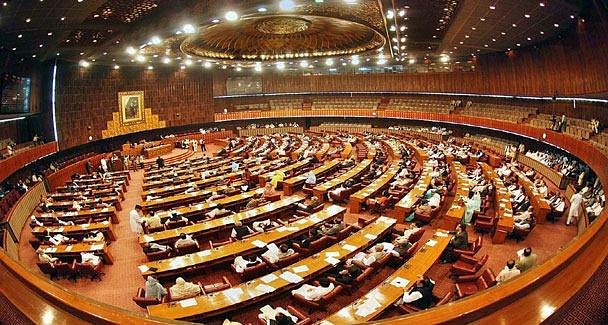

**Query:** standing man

left=200, top=138, right=207, bottom=152
left=130, top=205, right=145, bottom=234
left=567, top=190, right=583, bottom=226
left=85, top=159, right=93, bottom=174
left=156, top=156, right=165, bottom=169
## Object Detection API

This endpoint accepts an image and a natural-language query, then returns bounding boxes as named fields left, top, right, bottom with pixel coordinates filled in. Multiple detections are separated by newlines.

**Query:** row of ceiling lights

left=454, top=2, right=577, bottom=55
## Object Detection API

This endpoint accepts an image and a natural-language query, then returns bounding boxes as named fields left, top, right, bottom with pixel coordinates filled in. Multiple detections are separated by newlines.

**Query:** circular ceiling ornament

left=255, top=16, right=311, bottom=35
left=178, top=15, right=384, bottom=61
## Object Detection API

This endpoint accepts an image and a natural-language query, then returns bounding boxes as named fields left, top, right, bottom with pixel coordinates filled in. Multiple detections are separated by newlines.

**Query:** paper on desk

left=90, top=244, right=104, bottom=250
left=436, top=231, right=448, bottom=237
left=280, top=271, right=304, bottom=283
left=143, top=235, right=153, bottom=242
left=287, top=227, right=299, bottom=232
left=309, top=216, right=322, bottom=223
left=355, top=297, right=382, bottom=317
left=390, top=276, right=410, bottom=288
left=292, top=265, right=309, bottom=273
left=325, top=251, right=340, bottom=257
left=296, top=218, right=308, bottom=225
left=138, top=265, right=150, bottom=273
left=276, top=226, right=288, bottom=233
left=426, top=239, right=437, bottom=247
left=364, top=233, right=378, bottom=240
left=45, top=247, right=57, bottom=253
left=342, top=244, right=357, bottom=252
left=517, top=248, right=525, bottom=256
left=65, top=245, right=73, bottom=252
left=198, top=250, right=211, bottom=257
left=325, top=257, right=340, bottom=266
left=222, top=217, right=234, bottom=225
left=223, top=287, right=245, bottom=302
left=261, top=273, right=279, bottom=283
left=251, top=240, right=267, bottom=248
left=179, top=298, right=198, bottom=308
left=255, top=283, right=276, bottom=294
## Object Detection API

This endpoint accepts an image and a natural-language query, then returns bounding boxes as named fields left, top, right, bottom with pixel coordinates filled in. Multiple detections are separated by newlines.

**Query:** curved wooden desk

left=2, top=112, right=608, bottom=324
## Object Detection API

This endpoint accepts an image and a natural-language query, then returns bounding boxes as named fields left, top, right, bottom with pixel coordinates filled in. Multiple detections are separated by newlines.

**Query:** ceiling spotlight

left=235, top=66, right=242, bottom=72
left=17, top=34, right=22, bottom=38
left=489, top=5, right=495, bottom=10
left=400, top=37, right=406, bottom=42
left=79, top=60, right=90, bottom=67
left=389, top=25, right=396, bottom=31
left=439, top=55, right=450, bottom=63
left=126, top=46, right=136, bottom=55
left=150, top=36, right=161, bottom=45
left=211, top=19, right=220, bottom=23
left=398, top=10, right=405, bottom=17
left=147, top=66, right=153, bottom=70
left=539, top=2, right=545, bottom=7
left=386, top=10, right=394, bottom=19
left=408, top=58, right=416, bottom=64
left=162, top=57, right=171, bottom=64
left=279, top=0, right=295, bottom=11
left=276, top=61, right=285, bottom=70
left=224, top=11, right=239, bottom=21
left=182, top=24, right=196, bottom=34
left=185, top=59, right=193, bottom=66
left=204, top=61, right=212, bottom=68
left=47, top=32, right=53, bottom=36
left=25, top=18, right=31, bottom=23
left=351, top=57, right=360, bottom=65
left=299, top=60, right=308, bottom=68
left=135, top=55, right=145, bottom=62
left=325, top=58, right=334, bottom=66
left=113, top=65, right=120, bottom=70
left=554, top=23, right=559, bottom=27
left=524, top=14, right=531, bottom=18
left=258, top=7, right=267, bottom=12
left=400, top=26, right=406, bottom=31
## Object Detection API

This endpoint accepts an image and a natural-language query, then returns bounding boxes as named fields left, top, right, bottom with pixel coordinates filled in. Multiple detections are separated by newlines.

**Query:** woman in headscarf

left=145, top=276, right=167, bottom=300
left=270, top=170, right=286, bottom=189
left=169, top=277, right=202, bottom=301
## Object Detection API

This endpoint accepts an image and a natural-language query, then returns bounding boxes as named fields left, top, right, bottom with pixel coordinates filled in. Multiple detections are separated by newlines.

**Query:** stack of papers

left=436, top=231, right=448, bottom=238
left=390, top=276, right=410, bottom=288
left=90, top=244, right=104, bottom=250
left=255, top=283, right=276, bottom=294
left=280, top=271, right=304, bottom=283
left=364, top=233, right=377, bottom=240
left=223, top=287, right=245, bottom=302
left=292, top=265, right=309, bottom=273
left=251, top=240, right=267, bottom=248
left=179, top=298, right=198, bottom=308
left=138, top=265, right=150, bottom=273
left=426, top=239, right=437, bottom=247
left=355, top=297, right=382, bottom=317
left=325, top=251, right=340, bottom=257
left=261, top=273, right=279, bottom=284
left=325, top=257, right=340, bottom=266
left=197, top=250, right=211, bottom=257
left=342, top=244, right=357, bottom=252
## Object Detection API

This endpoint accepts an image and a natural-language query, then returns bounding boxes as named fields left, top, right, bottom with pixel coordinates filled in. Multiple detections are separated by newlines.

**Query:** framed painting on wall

left=118, top=91, right=145, bottom=126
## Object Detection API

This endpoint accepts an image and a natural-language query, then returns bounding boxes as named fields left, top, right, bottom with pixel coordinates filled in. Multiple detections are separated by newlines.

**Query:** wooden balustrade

left=0, top=142, right=57, bottom=182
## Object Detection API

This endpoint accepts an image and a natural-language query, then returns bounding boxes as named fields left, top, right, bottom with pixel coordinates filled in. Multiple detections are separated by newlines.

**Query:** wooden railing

left=0, top=111, right=607, bottom=324
left=0, top=142, right=57, bottom=182
left=2, top=182, right=46, bottom=259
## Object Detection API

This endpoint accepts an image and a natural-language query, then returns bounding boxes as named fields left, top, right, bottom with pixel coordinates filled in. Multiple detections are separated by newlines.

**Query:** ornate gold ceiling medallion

left=179, top=15, right=385, bottom=61
left=255, top=16, right=311, bottom=35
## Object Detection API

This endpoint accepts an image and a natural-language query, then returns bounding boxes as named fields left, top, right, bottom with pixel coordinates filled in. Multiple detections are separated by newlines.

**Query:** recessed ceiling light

left=47, top=32, right=53, bottom=36
left=539, top=2, right=545, bottom=7
left=512, top=23, right=517, bottom=27
left=32, top=54, right=36, bottom=58
left=147, top=66, right=153, bottom=70
left=501, top=31, right=506, bottom=35
left=185, top=59, right=193, bottom=65
left=400, top=26, right=406, bottom=31
left=224, top=11, right=239, bottom=21
left=12, top=47, right=16, bottom=51
left=60, top=17, right=65, bottom=21
left=162, top=57, right=171, bottom=64
left=480, top=18, right=486, bottom=21
left=386, top=10, right=394, bottom=19
left=182, top=24, right=195, bottom=34
left=527, top=37, right=532, bottom=40
left=25, top=18, right=31, bottom=22
left=325, top=58, right=334, bottom=66
left=211, top=19, right=220, bottom=23
left=570, top=15, right=575, bottom=19
left=398, top=10, right=405, bottom=17
left=554, top=23, right=559, bottom=27
left=17, top=34, right=22, bottom=38
left=276, top=61, right=285, bottom=70
left=79, top=60, right=90, bottom=67
left=204, top=61, right=212, bottom=68
left=258, top=7, right=267, bottom=12
left=113, top=65, right=120, bottom=70
left=540, top=31, right=545, bottom=34
left=93, top=14, right=99, bottom=18
left=299, top=60, right=308, bottom=68
left=279, top=0, right=295, bottom=11
left=489, top=5, right=495, bottom=10
left=150, top=36, right=161, bottom=45
left=524, top=14, right=531, bottom=18
left=39, top=44, right=43, bottom=47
